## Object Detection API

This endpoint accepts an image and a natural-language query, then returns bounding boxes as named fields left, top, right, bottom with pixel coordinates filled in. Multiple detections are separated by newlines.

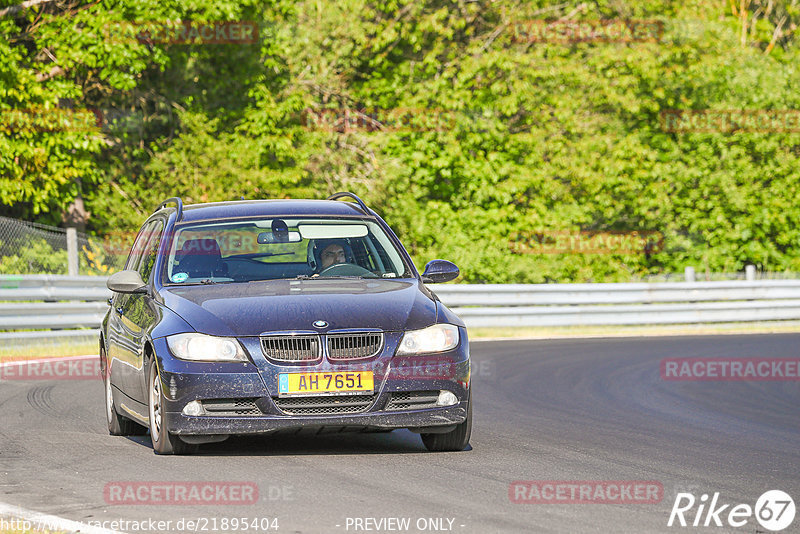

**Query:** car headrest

left=178, top=238, right=222, bottom=260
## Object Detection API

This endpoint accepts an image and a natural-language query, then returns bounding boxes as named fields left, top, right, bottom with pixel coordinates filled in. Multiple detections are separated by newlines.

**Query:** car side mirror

left=421, top=260, right=459, bottom=284
left=107, top=270, right=148, bottom=294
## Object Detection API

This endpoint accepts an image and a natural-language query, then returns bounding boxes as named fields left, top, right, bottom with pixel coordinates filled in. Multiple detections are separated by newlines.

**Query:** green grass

left=0, top=340, right=97, bottom=361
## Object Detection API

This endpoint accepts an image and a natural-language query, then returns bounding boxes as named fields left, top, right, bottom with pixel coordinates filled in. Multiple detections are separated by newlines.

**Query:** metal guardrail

left=2, top=275, right=800, bottom=340
left=435, top=281, right=800, bottom=327
left=0, top=274, right=110, bottom=301
left=434, top=280, right=800, bottom=305
left=0, top=302, right=108, bottom=329
left=0, top=275, right=110, bottom=342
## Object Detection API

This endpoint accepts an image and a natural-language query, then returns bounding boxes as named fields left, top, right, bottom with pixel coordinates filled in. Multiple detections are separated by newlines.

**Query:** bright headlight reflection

left=396, top=324, right=459, bottom=355
left=166, top=333, right=247, bottom=362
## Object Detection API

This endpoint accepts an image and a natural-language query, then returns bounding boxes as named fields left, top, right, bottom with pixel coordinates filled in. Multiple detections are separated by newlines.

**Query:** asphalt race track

left=1, top=334, right=798, bottom=533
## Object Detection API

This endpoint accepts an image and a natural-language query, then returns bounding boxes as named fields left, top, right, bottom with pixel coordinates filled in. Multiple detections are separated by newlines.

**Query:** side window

left=138, top=220, right=165, bottom=283
left=125, top=222, right=155, bottom=272
left=352, top=240, right=376, bottom=271
left=369, top=235, right=393, bottom=271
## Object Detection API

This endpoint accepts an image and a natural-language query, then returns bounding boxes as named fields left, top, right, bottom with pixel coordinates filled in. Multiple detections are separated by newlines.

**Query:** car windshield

left=162, top=218, right=410, bottom=284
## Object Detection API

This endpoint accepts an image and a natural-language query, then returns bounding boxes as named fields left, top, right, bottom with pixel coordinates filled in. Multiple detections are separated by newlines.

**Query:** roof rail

left=327, top=192, right=370, bottom=214
left=157, top=197, right=184, bottom=221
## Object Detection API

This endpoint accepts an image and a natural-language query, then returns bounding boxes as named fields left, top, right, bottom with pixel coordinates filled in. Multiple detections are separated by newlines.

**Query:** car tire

left=102, top=347, right=147, bottom=436
left=147, top=358, right=197, bottom=455
left=421, top=390, right=472, bottom=452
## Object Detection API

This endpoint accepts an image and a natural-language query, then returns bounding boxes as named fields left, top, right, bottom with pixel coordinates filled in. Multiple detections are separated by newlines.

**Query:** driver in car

left=320, top=243, right=346, bottom=269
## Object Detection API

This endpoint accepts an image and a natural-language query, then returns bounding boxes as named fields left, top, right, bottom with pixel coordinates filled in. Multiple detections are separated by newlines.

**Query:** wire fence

left=0, top=216, right=127, bottom=275
left=1, top=215, right=799, bottom=282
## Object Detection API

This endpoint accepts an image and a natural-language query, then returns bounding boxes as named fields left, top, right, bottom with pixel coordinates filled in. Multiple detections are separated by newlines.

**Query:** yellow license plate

left=278, top=371, right=374, bottom=396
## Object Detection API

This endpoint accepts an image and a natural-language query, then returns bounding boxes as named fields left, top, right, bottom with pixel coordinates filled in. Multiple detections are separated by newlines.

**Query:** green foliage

left=3, top=0, right=800, bottom=281
left=0, top=238, right=67, bottom=274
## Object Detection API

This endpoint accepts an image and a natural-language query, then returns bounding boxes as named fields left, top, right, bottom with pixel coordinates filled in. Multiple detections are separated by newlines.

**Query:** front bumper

left=164, top=402, right=468, bottom=436
left=152, top=331, right=470, bottom=436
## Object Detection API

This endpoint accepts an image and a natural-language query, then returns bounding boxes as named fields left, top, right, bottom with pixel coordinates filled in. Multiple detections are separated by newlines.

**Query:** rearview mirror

left=298, top=223, right=368, bottom=239
left=421, top=260, right=459, bottom=284
left=257, top=231, right=302, bottom=244
left=107, top=270, right=147, bottom=294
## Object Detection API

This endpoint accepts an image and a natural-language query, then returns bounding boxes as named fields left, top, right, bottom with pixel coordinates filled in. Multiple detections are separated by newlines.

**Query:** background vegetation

left=2, top=0, right=799, bottom=282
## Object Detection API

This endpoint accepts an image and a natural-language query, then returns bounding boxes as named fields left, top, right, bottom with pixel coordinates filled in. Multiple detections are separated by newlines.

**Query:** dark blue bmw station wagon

left=101, top=193, right=471, bottom=454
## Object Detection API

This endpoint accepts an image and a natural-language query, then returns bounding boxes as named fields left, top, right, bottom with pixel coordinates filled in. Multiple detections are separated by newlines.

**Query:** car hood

left=160, top=278, right=438, bottom=337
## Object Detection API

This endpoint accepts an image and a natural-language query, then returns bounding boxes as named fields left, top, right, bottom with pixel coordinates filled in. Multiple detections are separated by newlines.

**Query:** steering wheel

left=317, top=263, right=378, bottom=277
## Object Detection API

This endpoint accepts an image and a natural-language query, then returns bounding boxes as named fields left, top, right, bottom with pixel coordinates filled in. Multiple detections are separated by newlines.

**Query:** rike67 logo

left=668, top=490, right=795, bottom=531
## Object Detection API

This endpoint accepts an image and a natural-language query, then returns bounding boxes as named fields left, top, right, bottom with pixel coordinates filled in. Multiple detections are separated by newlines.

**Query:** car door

left=117, top=218, right=164, bottom=403
left=108, top=221, right=156, bottom=404
left=127, top=220, right=165, bottom=402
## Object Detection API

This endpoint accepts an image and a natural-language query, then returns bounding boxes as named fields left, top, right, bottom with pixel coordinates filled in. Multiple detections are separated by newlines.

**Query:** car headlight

left=166, top=333, right=248, bottom=362
left=396, top=324, right=459, bottom=355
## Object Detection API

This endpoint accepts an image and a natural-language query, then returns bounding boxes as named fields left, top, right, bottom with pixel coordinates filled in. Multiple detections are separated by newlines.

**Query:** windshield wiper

left=168, top=279, right=235, bottom=286
left=246, top=275, right=368, bottom=282
left=245, top=276, right=310, bottom=282
left=288, top=275, right=363, bottom=280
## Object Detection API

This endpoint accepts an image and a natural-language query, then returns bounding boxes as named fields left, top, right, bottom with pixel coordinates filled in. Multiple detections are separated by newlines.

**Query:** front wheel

left=147, top=358, right=196, bottom=455
left=421, top=390, right=472, bottom=452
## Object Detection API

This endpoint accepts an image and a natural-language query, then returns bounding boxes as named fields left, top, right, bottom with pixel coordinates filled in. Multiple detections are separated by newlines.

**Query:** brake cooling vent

left=384, top=391, right=439, bottom=411
left=203, top=398, right=262, bottom=416
left=272, top=394, right=377, bottom=415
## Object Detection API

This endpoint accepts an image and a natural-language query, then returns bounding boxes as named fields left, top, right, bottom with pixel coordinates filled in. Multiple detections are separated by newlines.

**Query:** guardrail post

left=745, top=265, right=756, bottom=281
left=66, top=227, right=79, bottom=276
left=684, top=266, right=695, bottom=282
